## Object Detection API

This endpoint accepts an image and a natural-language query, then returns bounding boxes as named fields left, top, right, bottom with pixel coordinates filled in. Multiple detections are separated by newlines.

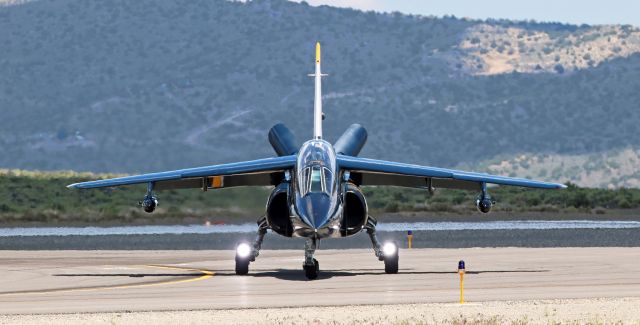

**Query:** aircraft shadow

left=54, top=269, right=548, bottom=281
left=54, top=273, right=205, bottom=278
left=214, top=268, right=549, bottom=281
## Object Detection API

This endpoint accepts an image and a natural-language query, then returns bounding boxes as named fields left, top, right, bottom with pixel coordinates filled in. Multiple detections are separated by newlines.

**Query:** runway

left=0, top=248, right=638, bottom=315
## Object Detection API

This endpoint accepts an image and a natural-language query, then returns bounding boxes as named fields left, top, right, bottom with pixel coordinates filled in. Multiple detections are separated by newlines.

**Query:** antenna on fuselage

left=308, top=42, right=327, bottom=140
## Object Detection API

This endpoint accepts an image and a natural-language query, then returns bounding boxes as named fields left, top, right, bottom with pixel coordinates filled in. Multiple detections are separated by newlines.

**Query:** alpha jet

left=68, top=43, right=565, bottom=279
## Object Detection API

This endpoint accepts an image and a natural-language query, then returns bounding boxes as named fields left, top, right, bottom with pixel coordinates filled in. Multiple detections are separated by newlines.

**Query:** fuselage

left=290, top=139, right=343, bottom=238
left=264, top=43, right=369, bottom=239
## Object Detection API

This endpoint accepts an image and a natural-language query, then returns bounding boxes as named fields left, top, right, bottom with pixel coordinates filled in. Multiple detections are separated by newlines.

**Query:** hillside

left=0, top=0, right=639, bottom=187
left=467, top=148, right=640, bottom=188
left=454, top=23, right=640, bottom=75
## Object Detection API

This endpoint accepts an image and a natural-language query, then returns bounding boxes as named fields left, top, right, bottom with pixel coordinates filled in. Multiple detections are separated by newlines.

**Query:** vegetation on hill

left=1, top=170, right=639, bottom=226
left=465, top=148, right=640, bottom=188
left=456, top=23, right=640, bottom=74
left=0, top=0, right=639, bottom=188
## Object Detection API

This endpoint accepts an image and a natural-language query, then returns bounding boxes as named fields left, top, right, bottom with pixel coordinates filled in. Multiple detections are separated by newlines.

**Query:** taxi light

left=382, top=242, right=397, bottom=256
left=236, top=243, right=252, bottom=258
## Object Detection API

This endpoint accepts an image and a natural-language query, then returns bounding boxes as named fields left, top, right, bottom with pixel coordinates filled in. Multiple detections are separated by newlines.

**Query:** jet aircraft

left=68, top=43, right=566, bottom=279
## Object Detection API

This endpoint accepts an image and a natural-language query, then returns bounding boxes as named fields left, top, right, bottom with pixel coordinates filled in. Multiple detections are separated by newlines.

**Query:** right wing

left=67, top=155, right=297, bottom=190
left=337, top=155, right=565, bottom=191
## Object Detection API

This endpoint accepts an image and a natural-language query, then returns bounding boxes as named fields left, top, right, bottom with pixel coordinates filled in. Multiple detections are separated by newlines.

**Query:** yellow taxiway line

left=0, top=265, right=214, bottom=297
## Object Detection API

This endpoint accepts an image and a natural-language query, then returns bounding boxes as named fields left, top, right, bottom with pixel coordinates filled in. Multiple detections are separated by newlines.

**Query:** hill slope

left=0, top=0, right=639, bottom=187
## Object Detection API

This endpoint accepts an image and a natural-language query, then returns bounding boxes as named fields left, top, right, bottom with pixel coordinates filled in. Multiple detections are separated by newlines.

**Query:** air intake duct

left=268, top=123, right=298, bottom=156
left=334, top=124, right=368, bottom=156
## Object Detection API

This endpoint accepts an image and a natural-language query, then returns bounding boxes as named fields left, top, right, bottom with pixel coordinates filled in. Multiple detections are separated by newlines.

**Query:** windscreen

left=300, top=165, right=333, bottom=195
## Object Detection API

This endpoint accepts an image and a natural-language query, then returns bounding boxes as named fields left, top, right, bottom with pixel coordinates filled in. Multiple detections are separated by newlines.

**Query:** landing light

left=382, top=242, right=397, bottom=256
left=236, top=243, right=252, bottom=258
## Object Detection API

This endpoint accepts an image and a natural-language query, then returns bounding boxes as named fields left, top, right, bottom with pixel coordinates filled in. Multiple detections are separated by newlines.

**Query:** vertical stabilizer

left=310, top=42, right=326, bottom=140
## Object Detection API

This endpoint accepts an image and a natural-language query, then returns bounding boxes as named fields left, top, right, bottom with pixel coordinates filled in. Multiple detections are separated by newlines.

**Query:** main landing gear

left=235, top=216, right=399, bottom=279
left=235, top=217, right=267, bottom=275
left=301, top=219, right=399, bottom=280
left=366, top=217, right=399, bottom=274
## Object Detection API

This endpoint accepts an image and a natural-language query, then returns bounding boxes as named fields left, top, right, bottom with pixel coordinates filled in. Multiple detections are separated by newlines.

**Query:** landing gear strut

left=366, top=217, right=399, bottom=274
left=235, top=217, right=268, bottom=275
left=303, top=238, right=319, bottom=280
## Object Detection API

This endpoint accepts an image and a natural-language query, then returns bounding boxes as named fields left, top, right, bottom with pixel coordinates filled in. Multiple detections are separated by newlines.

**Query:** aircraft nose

left=310, top=208, right=331, bottom=229
left=298, top=193, right=332, bottom=229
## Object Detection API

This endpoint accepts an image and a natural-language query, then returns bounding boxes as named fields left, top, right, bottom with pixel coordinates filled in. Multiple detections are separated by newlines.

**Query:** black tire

left=384, top=248, right=399, bottom=274
left=235, top=256, right=250, bottom=275
left=304, top=258, right=319, bottom=280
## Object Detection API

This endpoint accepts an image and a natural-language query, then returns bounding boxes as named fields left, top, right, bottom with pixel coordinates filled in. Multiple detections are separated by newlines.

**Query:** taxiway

left=0, top=248, right=638, bottom=314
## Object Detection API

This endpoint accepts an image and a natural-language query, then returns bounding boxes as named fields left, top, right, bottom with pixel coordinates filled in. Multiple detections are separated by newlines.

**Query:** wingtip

left=67, top=183, right=79, bottom=189
left=558, top=184, right=568, bottom=189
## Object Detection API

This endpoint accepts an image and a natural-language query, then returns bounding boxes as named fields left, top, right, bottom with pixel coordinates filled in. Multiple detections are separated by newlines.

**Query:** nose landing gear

left=303, top=238, right=319, bottom=279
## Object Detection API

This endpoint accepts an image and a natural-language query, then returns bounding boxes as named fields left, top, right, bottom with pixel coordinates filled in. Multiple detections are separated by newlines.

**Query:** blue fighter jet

left=68, top=43, right=565, bottom=279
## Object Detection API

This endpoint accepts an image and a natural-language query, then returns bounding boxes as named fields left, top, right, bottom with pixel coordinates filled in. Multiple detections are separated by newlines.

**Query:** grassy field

left=1, top=170, right=639, bottom=226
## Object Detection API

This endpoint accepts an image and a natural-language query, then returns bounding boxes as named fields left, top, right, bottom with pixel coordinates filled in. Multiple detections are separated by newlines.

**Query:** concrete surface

left=0, top=248, right=638, bottom=314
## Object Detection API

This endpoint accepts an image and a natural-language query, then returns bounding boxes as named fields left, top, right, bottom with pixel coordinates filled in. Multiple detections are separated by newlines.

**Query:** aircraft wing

left=337, top=155, right=566, bottom=191
left=67, top=155, right=297, bottom=190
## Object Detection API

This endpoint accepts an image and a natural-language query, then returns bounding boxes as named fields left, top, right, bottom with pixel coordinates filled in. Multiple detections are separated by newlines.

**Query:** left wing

left=67, top=155, right=297, bottom=190
left=337, top=155, right=565, bottom=190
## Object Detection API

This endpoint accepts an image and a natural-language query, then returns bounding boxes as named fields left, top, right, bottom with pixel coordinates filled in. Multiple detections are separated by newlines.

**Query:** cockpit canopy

left=296, top=140, right=337, bottom=197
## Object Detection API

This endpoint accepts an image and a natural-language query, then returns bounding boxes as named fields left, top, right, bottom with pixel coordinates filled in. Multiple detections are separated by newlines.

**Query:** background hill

left=0, top=0, right=639, bottom=187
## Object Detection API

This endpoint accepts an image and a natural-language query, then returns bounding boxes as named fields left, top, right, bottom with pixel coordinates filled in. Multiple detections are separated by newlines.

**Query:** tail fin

left=309, top=42, right=327, bottom=140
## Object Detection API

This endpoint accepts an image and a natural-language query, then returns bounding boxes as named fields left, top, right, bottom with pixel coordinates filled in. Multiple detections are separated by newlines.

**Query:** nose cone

left=297, top=193, right=332, bottom=229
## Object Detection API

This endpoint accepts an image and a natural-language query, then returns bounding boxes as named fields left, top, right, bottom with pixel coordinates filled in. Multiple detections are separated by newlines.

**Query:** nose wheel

left=303, top=258, right=319, bottom=280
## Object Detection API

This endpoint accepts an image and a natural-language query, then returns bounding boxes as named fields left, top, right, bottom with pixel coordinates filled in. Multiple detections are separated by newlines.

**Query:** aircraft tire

left=304, top=258, right=319, bottom=280
left=235, top=256, right=250, bottom=275
left=384, top=248, right=399, bottom=274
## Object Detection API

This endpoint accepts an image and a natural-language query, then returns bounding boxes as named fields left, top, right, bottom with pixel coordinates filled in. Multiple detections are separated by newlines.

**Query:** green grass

left=0, top=169, right=270, bottom=225
left=1, top=170, right=640, bottom=226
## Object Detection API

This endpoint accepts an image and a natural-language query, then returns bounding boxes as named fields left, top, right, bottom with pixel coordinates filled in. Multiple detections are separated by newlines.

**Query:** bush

left=384, top=202, right=399, bottom=213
